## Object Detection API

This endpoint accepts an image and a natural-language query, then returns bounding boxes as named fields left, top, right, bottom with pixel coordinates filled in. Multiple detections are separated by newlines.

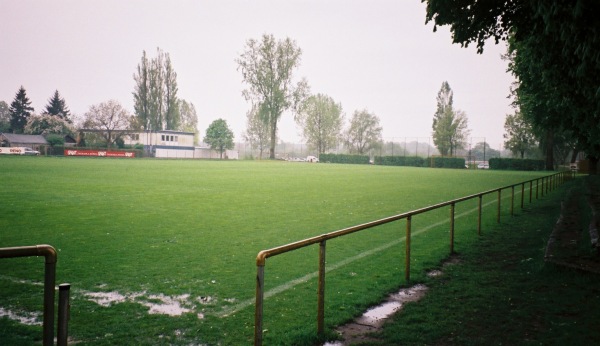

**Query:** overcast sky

left=0, top=0, right=514, bottom=149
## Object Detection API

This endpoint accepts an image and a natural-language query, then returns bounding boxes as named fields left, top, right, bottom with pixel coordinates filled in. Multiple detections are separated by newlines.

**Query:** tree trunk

left=570, top=149, right=580, bottom=163
left=269, top=120, right=277, bottom=160
left=544, top=129, right=554, bottom=170
left=589, top=156, right=598, bottom=175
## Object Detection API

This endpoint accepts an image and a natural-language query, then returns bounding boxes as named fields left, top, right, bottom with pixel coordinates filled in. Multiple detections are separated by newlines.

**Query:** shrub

left=426, top=157, right=466, bottom=169
left=489, top=158, right=545, bottom=171
left=319, top=153, right=370, bottom=164
left=374, top=156, right=425, bottom=167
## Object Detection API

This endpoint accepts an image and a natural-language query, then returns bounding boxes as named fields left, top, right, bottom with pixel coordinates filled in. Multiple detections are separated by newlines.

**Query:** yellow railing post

left=405, top=216, right=411, bottom=282
left=510, top=186, right=515, bottom=216
left=450, top=203, right=455, bottom=254
left=497, top=189, right=502, bottom=223
left=478, top=195, right=483, bottom=236
left=317, top=241, right=326, bottom=336
left=0, top=245, right=57, bottom=346
left=521, top=183, right=525, bottom=209
left=255, top=264, right=265, bottom=346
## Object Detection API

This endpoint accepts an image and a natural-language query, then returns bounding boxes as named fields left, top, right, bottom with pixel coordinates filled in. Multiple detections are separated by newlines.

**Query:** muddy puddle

left=324, top=284, right=428, bottom=346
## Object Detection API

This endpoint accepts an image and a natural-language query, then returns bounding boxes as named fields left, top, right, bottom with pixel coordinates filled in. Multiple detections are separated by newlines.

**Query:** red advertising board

left=64, top=149, right=135, bottom=158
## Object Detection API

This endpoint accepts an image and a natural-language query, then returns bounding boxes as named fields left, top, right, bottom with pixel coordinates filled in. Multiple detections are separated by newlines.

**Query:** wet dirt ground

left=544, top=177, right=600, bottom=273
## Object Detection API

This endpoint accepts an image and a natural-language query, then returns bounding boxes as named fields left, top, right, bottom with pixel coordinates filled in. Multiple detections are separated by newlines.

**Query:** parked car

left=477, top=162, right=489, bottom=169
left=306, top=155, right=319, bottom=163
left=22, top=147, right=40, bottom=156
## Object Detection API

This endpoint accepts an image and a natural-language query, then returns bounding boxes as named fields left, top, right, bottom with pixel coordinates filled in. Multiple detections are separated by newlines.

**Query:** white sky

left=0, top=0, right=514, bottom=149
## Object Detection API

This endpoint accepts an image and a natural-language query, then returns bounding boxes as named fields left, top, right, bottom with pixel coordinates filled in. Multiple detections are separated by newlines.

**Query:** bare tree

left=83, top=100, right=132, bottom=148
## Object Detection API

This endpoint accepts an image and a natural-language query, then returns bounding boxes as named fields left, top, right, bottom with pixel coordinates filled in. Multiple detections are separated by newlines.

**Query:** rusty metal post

left=541, top=178, right=544, bottom=197
left=450, top=203, right=455, bottom=254
left=0, top=245, right=57, bottom=346
left=510, top=186, right=515, bottom=216
left=497, top=189, right=501, bottom=223
left=317, top=241, right=326, bottom=336
left=58, top=283, right=71, bottom=346
left=529, top=181, right=533, bottom=203
left=255, top=265, right=265, bottom=346
left=478, top=195, right=483, bottom=236
left=405, top=216, right=411, bottom=282
left=521, top=183, right=525, bottom=209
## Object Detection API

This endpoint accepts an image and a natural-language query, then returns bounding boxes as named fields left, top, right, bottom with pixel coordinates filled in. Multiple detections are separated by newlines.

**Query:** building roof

left=1, top=133, right=49, bottom=145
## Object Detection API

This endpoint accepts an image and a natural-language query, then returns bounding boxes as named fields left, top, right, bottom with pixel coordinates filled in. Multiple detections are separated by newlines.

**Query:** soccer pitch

left=0, top=157, right=549, bottom=345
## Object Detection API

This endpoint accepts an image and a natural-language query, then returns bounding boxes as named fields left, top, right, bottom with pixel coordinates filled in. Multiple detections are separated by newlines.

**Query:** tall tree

left=345, top=109, right=382, bottom=155
left=163, top=54, right=180, bottom=131
left=148, top=49, right=164, bottom=131
left=83, top=100, right=132, bottom=148
left=431, top=82, right=469, bottom=156
left=296, top=93, right=344, bottom=155
left=133, top=48, right=180, bottom=131
left=0, top=100, right=10, bottom=132
left=503, top=110, right=536, bottom=159
left=179, top=99, right=198, bottom=135
left=9, top=86, right=34, bottom=134
left=243, top=105, right=271, bottom=159
left=133, top=50, right=151, bottom=130
left=204, top=118, right=234, bottom=159
left=45, top=90, right=71, bottom=121
left=237, top=34, right=309, bottom=159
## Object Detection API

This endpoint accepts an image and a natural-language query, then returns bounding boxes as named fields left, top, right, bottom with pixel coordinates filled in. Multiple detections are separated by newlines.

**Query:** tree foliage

left=503, top=110, right=536, bottom=159
left=24, top=113, right=74, bottom=136
left=296, top=93, right=344, bottom=155
left=242, top=105, right=270, bottom=159
left=237, top=34, right=309, bottom=159
left=9, top=86, right=34, bottom=134
left=45, top=90, right=71, bottom=121
left=423, top=0, right=600, bottom=171
left=178, top=99, right=198, bottom=137
left=83, top=100, right=132, bottom=148
left=0, top=101, right=10, bottom=132
left=431, top=82, right=469, bottom=156
left=345, top=109, right=382, bottom=155
left=133, top=48, right=180, bottom=131
left=204, top=118, right=234, bottom=159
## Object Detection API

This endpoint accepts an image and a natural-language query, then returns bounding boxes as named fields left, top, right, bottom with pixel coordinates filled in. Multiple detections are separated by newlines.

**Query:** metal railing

left=0, top=244, right=70, bottom=346
left=254, top=170, right=572, bottom=345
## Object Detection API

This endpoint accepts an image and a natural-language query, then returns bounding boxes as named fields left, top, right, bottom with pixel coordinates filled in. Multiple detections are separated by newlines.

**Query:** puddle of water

left=325, top=284, right=429, bottom=345
left=141, top=294, right=192, bottom=316
left=0, top=307, right=42, bottom=326
left=84, top=291, right=127, bottom=307
left=358, top=301, right=402, bottom=326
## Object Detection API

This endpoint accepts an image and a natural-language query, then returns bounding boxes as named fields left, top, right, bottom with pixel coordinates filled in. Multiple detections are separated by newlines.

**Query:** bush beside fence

left=319, top=154, right=370, bottom=164
left=489, top=158, right=545, bottom=171
left=375, top=156, right=425, bottom=167
left=427, top=156, right=466, bottom=169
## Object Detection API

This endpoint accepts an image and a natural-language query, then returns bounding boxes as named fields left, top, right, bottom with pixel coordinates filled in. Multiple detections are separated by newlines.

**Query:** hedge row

left=427, top=157, right=466, bottom=169
left=374, top=156, right=425, bottom=167
left=489, top=158, right=545, bottom=171
left=319, top=153, right=370, bottom=164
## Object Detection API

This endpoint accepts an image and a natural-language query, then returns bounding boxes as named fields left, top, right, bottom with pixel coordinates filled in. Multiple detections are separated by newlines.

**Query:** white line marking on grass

left=217, top=194, right=514, bottom=317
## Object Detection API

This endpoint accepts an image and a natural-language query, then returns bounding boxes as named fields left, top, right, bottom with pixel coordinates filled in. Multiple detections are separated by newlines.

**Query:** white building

left=124, top=130, right=238, bottom=159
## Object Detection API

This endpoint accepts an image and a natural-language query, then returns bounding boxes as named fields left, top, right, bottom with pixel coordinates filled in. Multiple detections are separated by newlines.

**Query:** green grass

left=366, top=177, right=600, bottom=345
left=0, top=156, right=554, bottom=345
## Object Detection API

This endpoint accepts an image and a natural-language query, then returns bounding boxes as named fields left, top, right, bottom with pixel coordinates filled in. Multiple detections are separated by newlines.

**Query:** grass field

left=0, top=156, right=553, bottom=345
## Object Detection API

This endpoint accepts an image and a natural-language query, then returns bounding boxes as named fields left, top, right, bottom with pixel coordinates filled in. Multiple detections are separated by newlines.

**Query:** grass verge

left=366, top=177, right=600, bottom=345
